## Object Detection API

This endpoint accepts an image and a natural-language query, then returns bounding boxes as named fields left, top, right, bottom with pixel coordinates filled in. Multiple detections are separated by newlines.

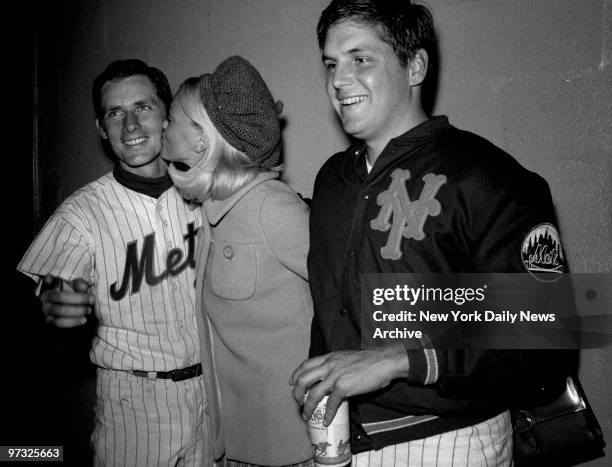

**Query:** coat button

left=362, top=192, right=369, bottom=200
left=223, top=245, right=234, bottom=259
left=339, top=307, right=348, bottom=316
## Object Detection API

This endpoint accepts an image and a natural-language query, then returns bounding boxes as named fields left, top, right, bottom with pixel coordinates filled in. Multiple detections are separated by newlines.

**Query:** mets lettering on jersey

left=18, top=172, right=202, bottom=371
left=110, top=222, right=197, bottom=300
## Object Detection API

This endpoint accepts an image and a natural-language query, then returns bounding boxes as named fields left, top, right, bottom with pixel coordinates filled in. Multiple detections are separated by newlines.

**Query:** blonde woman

left=162, top=56, right=313, bottom=467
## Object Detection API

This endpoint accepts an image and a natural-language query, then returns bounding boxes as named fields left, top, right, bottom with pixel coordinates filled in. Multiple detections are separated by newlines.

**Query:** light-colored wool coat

left=195, top=171, right=313, bottom=465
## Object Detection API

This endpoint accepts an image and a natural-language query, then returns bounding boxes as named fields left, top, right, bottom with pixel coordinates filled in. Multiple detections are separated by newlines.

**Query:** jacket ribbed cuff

left=405, top=347, right=441, bottom=385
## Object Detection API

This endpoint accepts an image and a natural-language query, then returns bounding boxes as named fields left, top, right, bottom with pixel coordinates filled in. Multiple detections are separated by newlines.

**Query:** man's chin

left=339, top=118, right=366, bottom=138
left=119, top=153, right=161, bottom=167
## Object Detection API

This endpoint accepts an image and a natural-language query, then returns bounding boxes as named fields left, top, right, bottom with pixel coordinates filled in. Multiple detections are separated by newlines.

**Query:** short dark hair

left=92, top=59, right=172, bottom=120
left=317, top=0, right=437, bottom=68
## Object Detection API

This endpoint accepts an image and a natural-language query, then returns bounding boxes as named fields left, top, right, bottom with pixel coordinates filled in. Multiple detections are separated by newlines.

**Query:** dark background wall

left=9, top=0, right=611, bottom=465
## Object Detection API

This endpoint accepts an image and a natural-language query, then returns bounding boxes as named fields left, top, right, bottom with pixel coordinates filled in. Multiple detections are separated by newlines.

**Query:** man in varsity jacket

left=18, top=60, right=223, bottom=465
left=291, top=1, right=575, bottom=465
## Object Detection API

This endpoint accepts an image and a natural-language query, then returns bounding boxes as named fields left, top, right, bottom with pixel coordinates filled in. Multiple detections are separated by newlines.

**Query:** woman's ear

left=194, top=138, right=206, bottom=153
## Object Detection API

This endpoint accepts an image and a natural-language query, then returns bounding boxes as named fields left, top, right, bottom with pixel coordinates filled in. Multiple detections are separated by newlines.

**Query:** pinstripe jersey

left=18, top=171, right=202, bottom=371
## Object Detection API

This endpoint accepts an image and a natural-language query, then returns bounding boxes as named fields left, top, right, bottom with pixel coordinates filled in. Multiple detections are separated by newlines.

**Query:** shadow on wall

left=7, top=274, right=97, bottom=467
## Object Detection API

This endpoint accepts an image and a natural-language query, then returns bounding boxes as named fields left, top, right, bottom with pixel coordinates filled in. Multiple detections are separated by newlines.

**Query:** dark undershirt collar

left=113, top=163, right=173, bottom=199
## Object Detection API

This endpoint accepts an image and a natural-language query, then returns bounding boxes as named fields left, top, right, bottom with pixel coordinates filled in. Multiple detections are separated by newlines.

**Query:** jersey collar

left=113, top=163, right=173, bottom=198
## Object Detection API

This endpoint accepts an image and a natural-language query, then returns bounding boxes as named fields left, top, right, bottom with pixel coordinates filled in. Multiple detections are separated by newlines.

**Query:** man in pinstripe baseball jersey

left=19, top=59, right=223, bottom=466
left=291, top=1, right=574, bottom=465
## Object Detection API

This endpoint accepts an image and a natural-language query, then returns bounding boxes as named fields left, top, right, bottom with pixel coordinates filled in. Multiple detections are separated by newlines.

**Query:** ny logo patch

left=370, top=169, right=447, bottom=260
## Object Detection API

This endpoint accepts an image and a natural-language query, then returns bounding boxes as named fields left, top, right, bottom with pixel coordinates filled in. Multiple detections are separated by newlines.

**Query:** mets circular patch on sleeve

left=521, top=223, right=566, bottom=281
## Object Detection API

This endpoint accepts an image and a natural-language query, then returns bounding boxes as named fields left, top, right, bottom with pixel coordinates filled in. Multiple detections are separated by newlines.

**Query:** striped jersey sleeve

left=18, top=196, right=94, bottom=289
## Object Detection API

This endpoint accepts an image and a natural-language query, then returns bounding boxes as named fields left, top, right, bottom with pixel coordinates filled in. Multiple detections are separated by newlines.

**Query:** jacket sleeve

left=404, top=171, right=577, bottom=406
left=259, top=186, right=310, bottom=280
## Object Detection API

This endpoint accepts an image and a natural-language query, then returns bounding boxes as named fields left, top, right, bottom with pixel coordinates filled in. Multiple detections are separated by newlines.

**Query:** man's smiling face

left=323, top=20, right=413, bottom=151
left=96, top=74, right=168, bottom=176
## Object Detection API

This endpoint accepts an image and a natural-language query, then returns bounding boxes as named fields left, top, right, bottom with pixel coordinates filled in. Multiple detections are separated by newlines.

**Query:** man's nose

left=123, top=111, right=140, bottom=132
left=332, top=62, right=352, bottom=89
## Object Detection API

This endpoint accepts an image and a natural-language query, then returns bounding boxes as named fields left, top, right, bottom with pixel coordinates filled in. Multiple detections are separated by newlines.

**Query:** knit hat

left=199, top=56, right=283, bottom=168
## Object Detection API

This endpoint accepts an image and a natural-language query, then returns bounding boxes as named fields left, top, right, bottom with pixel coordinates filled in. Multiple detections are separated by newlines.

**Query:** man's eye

left=138, top=104, right=152, bottom=111
left=324, top=62, right=336, bottom=71
left=355, top=57, right=370, bottom=64
left=107, top=110, right=122, bottom=118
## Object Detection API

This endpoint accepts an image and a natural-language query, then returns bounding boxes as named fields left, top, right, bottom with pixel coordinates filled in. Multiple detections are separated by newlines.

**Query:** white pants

left=352, top=411, right=513, bottom=467
left=92, top=368, right=214, bottom=467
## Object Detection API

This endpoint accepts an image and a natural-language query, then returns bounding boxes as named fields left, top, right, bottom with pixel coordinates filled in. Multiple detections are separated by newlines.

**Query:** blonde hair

left=168, top=78, right=282, bottom=203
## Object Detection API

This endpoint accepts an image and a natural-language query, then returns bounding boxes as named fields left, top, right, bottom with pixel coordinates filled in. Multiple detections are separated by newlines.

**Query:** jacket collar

left=345, top=116, right=452, bottom=181
left=391, top=115, right=450, bottom=144
left=203, top=171, right=279, bottom=225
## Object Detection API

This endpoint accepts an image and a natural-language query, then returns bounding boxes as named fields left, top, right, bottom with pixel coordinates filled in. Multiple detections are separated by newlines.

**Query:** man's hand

left=40, top=275, right=94, bottom=328
left=290, top=344, right=410, bottom=426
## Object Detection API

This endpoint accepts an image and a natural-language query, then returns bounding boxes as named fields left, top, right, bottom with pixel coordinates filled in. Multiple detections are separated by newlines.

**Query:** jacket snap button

left=223, top=245, right=234, bottom=259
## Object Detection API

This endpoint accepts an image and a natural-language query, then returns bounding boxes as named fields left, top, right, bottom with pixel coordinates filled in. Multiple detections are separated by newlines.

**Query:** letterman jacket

left=307, top=116, right=575, bottom=453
